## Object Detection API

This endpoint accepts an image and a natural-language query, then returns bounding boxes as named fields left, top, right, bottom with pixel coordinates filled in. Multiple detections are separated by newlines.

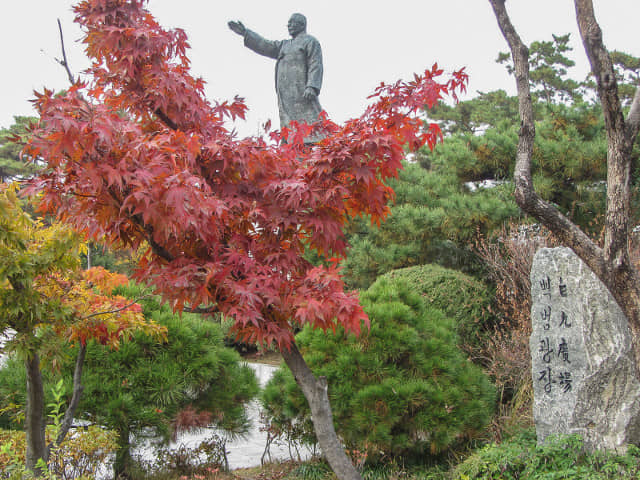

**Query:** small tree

left=0, top=185, right=165, bottom=473
left=0, top=283, right=258, bottom=478
left=23, top=2, right=467, bottom=479
left=262, top=275, right=495, bottom=462
left=75, top=284, right=258, bottom=478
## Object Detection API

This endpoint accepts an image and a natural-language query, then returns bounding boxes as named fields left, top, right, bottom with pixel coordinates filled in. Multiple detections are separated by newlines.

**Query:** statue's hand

left=228, top=20, right=246, bottom=36
left=303, top=87, right=318, bottom=101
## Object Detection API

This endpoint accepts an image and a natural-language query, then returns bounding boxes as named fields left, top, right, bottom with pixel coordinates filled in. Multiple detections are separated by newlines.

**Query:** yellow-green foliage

left=0, top=425, right=117, bottom=478
left=0, top=184, right=84, bottom=342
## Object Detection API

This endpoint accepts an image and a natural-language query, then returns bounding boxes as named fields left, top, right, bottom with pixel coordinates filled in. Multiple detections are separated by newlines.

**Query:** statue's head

left=287, top=13, right=307, bottom=37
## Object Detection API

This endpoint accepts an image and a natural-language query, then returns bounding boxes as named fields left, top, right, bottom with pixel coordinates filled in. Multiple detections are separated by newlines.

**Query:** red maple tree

left=24, top=1, right=467, bottom=478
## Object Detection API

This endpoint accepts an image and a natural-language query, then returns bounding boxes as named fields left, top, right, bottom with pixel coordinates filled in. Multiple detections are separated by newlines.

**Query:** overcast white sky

left=2, top=1, right=639, bottom=136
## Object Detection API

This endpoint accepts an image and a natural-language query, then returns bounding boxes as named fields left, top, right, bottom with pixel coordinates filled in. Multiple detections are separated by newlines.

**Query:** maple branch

left=80, top=295, right=150, bottom=321
left=68, top=191, right=99, bottom=199
left=154, top=108, right=178, bottom=130
left=184, top=305, right=219, bottom=314
left=145, top=235, right=175, bottom=262
left=103, top=184, right=174, bottom=262
left=55, top=18, right=75, bottom=85
left=127, top=209, right=175, bottom=262
left=7, top=275, right=26, bottom=294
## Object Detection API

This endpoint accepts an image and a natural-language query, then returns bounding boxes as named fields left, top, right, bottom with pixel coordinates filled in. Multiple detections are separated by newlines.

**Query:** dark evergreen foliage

left=341, top=161, right=519, bottom=289
left=0, top=116, right=40, bottom=182
left=379, top=264, right=496, bottom=356
left=262, top=275, right=495, bottom=462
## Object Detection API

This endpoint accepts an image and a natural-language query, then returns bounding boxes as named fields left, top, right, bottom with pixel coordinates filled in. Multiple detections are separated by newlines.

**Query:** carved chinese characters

left=534, top=274, right=575, bottom=396
left=530, top=247, right=640, bottom=452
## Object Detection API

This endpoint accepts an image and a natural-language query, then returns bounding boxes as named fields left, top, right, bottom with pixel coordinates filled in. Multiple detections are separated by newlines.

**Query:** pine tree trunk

left=114, top=424, right=133, bottom=479
left=113, top=426, right=133, bottom=480
left=281, top=342, right=362, bottom=480
left=489, top=0, right=640, bottom=371
left=25, top=351, right=47, bottom=475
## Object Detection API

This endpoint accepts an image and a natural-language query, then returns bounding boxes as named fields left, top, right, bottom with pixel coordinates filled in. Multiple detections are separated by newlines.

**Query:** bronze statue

left=228, top=14, right=324, bottom=138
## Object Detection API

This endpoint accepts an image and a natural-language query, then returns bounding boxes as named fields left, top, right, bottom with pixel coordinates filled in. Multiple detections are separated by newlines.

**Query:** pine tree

left=0, top=117, right=40, bottom=182
left=262, top=275, right=495, bottom=462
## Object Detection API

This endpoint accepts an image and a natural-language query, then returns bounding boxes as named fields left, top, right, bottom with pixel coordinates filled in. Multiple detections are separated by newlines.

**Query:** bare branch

left=488, top=0, right=605, bottom=274
left=53, top=343, right=86, bottom=448
left=49, top=293, right=155, bottom=450
left=574, top=0, right=632, bottom=266
left=56, top=19, right=76, bottom=85
left=488, top=0, right=534, bottom=193
left=627, top=85, right=640, bottom=140
left=574, top=1, right=625, bottom=131
left=80, top=295, right=151, bottom=321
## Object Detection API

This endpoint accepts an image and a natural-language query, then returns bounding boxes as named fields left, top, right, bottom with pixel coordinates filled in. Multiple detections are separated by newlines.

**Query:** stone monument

left=530, top=247, right=640, bottom=451
left=228, top=13, right=324, bottom=142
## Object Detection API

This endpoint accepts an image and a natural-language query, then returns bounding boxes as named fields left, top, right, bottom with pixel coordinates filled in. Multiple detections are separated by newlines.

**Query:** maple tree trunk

left=489, top=0, right=640, bottom=369
left=281, top=342, right=362, bottom=480
left=25, top=351, right=48, bottom=475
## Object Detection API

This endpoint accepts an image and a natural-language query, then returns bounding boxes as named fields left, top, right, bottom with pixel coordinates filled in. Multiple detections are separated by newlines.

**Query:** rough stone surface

left=530, top=247, right=640, bottom=452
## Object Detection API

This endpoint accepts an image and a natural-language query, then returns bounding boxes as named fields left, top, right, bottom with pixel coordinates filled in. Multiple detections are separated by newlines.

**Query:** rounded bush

left=262, top=276, right=495, bottom=461
left=379, top=264, right=496, bottom=354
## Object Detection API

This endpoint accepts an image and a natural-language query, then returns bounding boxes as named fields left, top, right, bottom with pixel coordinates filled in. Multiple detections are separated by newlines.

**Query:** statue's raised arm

left=228, top=13, right=324, bottom=140
left=227, top=20, right=246, bottom=37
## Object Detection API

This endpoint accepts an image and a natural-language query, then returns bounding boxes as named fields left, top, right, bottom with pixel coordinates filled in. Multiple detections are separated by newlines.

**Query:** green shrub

left=454, top=430, right=640, bottom=479
left=290, top=460, right=332, bottom=480
left=379, top=264, right=496, bottom=355
left=262, top=276, right=495, bottom=462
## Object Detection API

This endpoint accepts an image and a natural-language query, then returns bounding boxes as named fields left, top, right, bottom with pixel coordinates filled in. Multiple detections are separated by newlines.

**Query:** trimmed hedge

left=380, top=264, right=496, bottom=354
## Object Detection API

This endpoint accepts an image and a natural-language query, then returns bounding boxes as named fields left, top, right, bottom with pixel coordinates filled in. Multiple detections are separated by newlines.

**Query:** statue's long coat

left=244, top=30, right=324, bottom=129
